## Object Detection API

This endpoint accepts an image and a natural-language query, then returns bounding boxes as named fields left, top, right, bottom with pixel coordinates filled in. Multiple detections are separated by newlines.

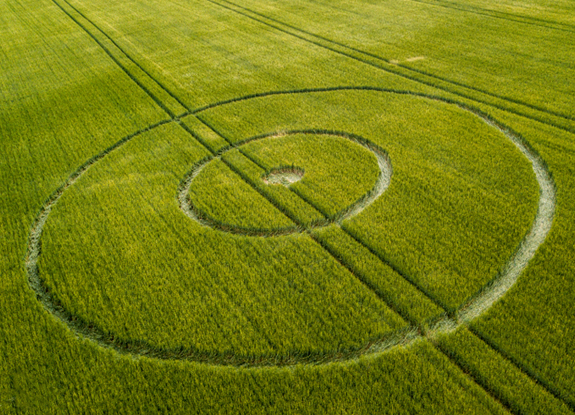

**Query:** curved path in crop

left=179, top=130, right=392, bottom=237
left=25, top=88, right=556, bottom=368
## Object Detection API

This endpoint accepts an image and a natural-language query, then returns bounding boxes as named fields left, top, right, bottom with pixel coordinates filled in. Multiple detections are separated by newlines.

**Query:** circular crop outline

left=179, top=130, right=393, bottom=237
left=24, top=87, right=556, bottom=367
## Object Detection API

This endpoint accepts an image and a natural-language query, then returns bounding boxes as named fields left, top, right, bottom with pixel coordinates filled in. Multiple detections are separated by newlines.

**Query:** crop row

left=54, top=0, right=187, bottom=117
left=436, top=327, right=572, bottom=414
left=186, top=121, right=450, bottom=328
left=222, top=148, right=327, bottom=227
left=4, top=0, right=574, bottom=411
left=65, top=0, right=432, bottom=110
left=311, top=225, right=443, bottom=326
left=464, top=109, right=575, bottom=410
left=181, top=116, right=230, bottom=153
left=238, top=132, right=380, bottom=219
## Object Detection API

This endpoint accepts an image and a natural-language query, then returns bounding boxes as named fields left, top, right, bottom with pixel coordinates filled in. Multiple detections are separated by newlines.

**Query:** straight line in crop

left=204, top=0, right=574, bottom=126
left=59, top=0, right=191, bottom=114
left=431, top=340, right=521, bottom=415
left=50, top=0, right=575, bottom=138
left=50, top=0, right=176, bottom=118
left=407, top=0, right=575, bottom=32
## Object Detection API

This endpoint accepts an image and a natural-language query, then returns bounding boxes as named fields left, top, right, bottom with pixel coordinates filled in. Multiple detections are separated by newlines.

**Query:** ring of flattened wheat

left=24, top=88, right=555, bottom=366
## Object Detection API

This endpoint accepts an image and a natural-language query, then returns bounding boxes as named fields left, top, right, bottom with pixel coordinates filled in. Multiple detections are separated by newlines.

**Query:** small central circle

left=262, top=166, right=305, bottom=187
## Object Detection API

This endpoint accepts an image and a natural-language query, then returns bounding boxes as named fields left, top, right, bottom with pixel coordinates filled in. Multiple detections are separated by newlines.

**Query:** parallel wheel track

left=201, top=0, right=575, bottom=128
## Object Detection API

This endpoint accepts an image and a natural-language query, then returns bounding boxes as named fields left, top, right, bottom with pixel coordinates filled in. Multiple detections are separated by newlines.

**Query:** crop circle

left=179, top=131, right=392, bottom=237
left=25, top=88, right=554, bottom=367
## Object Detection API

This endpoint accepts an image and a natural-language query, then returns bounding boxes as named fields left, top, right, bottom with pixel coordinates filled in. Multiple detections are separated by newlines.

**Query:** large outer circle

left=25, top=88, right=555, bottom=367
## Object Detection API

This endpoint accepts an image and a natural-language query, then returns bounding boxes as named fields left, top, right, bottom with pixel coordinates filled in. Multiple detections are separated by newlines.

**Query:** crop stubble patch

left=262, top=167, right=304, bottom=186
left=24, top=88, right=555, bottom=367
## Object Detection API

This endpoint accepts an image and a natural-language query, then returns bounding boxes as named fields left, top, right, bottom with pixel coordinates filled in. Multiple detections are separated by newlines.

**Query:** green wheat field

left=1, top=0, right=574, bottom=413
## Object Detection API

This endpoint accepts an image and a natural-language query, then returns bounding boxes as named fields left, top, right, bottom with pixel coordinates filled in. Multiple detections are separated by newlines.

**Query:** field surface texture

left=1, top=0, right=574, bottom=413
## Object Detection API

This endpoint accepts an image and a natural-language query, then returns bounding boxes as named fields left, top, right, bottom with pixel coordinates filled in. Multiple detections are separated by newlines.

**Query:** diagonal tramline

left=202, top=0, right=575, bottom=130
left=53, top=0, right=575, bottom=142
left=60, top=0, right=192, bottom=112
left=406, top=0, right=575, bottom=33
left=466, top=326, right=575, bottom=412
left=178, top=125, right=417, bottom=326
left=8, top=0, right=572, bottom=410
left=50, top=0, right=176, bottom=118
left=54, top=0, right=575, bottom=135
left=54, top=0, right=190, bottom=116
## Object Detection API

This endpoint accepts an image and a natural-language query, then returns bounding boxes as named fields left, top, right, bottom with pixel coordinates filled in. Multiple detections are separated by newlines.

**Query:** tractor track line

left=308, top=236, right=411, bottom=330
left=186, top=116, right=310, bottom=230
left=54, top=0, right=575, bottom=138
left=468, top=326, right=575, bottom=412
left=27, top=0, right=571, bottom=392
left=308, top=233, right=417, bottom=328
left=213, top=0, right=575, bottom=120
left=203, top=0, right=575, bottom=127
left=406, top=0, right=575, bottom=33
left=181, top=121, right=416, bottom=328
left=179, top=156, right=302, bottom=237
left=176, top=120, right=218, bottom=155
left=239, top=136, right=453, bottom=317
left=179, top=125, right=423, bottom=327
left=190, top=85, right=575, bottom=140
left=59, top=0, right=192, bottom=114
left=50, top=0, right=176, bottom=118
left=231, top=128, right=394, bottom=225
left=183, top=128, right=391, bottom=233
left=431, top=342, right=521, bottom=415
left=218, top=151, right=426, bottom=335
left=292, top=186, right=453, bottom=316
left=341, top=224, right=453, bottom=313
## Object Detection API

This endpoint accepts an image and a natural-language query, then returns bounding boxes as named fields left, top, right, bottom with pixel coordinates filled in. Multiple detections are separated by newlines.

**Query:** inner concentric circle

left=25, top=88, right=552, bottom=367
left=179, top=131, right=392, bottom=237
